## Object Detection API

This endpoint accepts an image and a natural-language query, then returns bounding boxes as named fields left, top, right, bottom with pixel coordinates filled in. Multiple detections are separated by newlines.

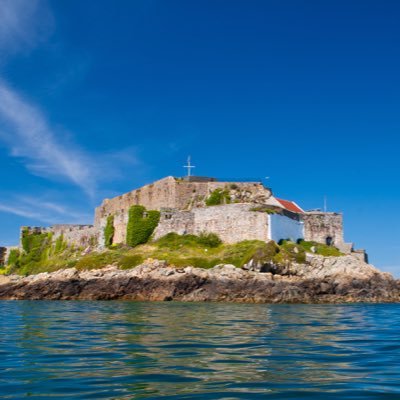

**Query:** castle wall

left=269, top=214, right=304, bottom=243
left=154, top=204, right=269, bottom=243
left=95, top=177, right=276, bottom=246
left=192, top=204, right=269, bottom=243
left=52, top=225, right=99, bottom=248
left=22, top=225, right=99, bottom=249
left=153, top=210, right=195, bottom=239
left=302, top=213, right=344, bottom=245
left=0, top=247, right=6, bottom=266
left=94, top=176, right=179, bottom=228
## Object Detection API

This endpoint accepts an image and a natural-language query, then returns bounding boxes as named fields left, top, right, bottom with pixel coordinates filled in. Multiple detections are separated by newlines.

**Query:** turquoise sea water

left=0, top=302, right=399, bottom=399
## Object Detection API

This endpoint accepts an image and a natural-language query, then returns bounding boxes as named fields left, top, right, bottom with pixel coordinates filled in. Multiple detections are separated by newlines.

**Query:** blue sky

left=0, top=0, right=399, bottom=275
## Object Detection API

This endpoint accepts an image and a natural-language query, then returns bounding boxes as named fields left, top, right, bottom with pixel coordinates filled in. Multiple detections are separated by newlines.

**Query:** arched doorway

left=325, top=236, right=333, bottom=246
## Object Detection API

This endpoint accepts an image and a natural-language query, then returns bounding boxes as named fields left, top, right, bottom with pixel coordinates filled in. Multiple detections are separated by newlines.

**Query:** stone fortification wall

left=0, top=247, right=6, bottom=265
left=52, top=225, right=99, bottom=248
left=192, top=204, right=269, bottom=243
left=94, top=177, right=275, bottom=226
left=95, top=176, right=276, bottom=246
left=22, top=225, right=99, bottom=249
left=2, top=247, right=18, bottom=265
left=153, top=209, right=195, bottom=239
left=95, top=177, right=179, bottom=228
left=302, top=213, right=344, bottom=246
left=154, top=204, right=269, bottom=243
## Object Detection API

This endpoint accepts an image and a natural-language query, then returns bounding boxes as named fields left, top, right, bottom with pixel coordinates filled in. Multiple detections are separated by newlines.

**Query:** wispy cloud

left=0, top=195, right=92, bottom=225
left=0, top=0, right=142, bottom=216
left=0, top=81, right=97, bottom=196
left=0, top=1, right=100, bottom=196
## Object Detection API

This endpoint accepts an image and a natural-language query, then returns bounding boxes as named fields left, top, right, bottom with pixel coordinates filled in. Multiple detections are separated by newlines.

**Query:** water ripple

left=0, top=302, right=400, bottom=398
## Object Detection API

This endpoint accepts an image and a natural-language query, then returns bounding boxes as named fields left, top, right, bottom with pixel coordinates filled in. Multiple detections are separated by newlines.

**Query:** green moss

left=156, top=232, right=222, bottom=250
left=7, top=249, right=20, bottom=267
left=74, top=252, right=121, bottom=270
left=197, top=232, right=222, bottom=248
left=104, top=215, right=115, bottom=248
left=297, top=240, right=343, bottom=257
left=54, top=234, right=67, bottom=254
left=20, top=230, right=53, bottom=266
left=118, top=254, right=145, bottom=270
left=126, top=206, right=160, bottom=247
left=205, top=189, right=231, bottom=206
left=250, top=206, right=277, bottom=214
left=276, top=240, right=306, bottom=263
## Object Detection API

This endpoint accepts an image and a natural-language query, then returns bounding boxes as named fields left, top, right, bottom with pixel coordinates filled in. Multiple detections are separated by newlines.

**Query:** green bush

left=118, top=254, right=145, bottom=270
left=205, top=189, right=231, bottom=206
left=20, top=231, right=52, bottom=264
left=250, top=206, right=276, bottom=214
left=223, top=240, right=276, bottom=267
left=126, top=205, right=160, bottom=247
left=74, top=252, right=121, bottom=271
left=197, top=232, right=222, bottom=248
left=156, top=232, right=222, bottom=249
left=297, top=240, right=342, bottom=257
left=7, top=249, right=20, bottom=267
left=277, top=240, right=306, bottom=263
left=54, top=234, right=67, bottom=254
left=104, top=215, right=115, bottom=247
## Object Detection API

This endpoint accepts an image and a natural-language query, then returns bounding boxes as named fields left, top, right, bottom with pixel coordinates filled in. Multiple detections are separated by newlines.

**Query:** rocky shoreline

left=0, top=255, right=398, bottom=303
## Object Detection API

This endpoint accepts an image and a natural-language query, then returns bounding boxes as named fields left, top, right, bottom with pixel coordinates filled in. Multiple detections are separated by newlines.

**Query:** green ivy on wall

left=104, top=215, right=115, bottom=248
left=7, top=249, right=20, bottom=267
left=205, top=188, right=231, bottom=206
left=20, top=229, right=53, bottom=266
left=126, top=205, right=160, bottom=247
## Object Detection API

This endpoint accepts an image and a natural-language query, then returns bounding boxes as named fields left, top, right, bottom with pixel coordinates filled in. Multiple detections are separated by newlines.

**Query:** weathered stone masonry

left=95, top=176, right=279, bottom=247
left=302, top=212, right=344, bottom=246
left=0, top=247, right=6, bottom=266
left=154, top=204, right=270, bottom=243
left=2, top=175, right=358, bottom=263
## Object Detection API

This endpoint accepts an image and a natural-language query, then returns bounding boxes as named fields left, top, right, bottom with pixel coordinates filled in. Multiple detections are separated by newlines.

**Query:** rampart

left=95, top=176, right=277, bottom=246
left=22, top=225, right=99, bottom=249
left=0, top=247, right=6, bottom=266
left=154, top=204, right=270, bottom=243
left=302, top=212, right=344, bottom=246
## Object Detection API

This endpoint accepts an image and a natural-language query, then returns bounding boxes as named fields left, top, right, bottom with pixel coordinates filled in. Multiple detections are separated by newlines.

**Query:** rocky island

left=0, top=174, right=397, bottom=303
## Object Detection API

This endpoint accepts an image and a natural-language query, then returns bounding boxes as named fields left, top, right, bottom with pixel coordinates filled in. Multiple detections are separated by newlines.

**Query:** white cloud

left=0, top=195, right=92, bottom=225
left=0, top=81, right=97, bottom=196
left=0, top=0, right=142, bottom=206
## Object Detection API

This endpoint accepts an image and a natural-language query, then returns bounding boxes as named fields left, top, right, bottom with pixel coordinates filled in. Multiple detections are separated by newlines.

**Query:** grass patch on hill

left=8, top=233, right=343, bottom=276
left=297, top=240, right=343, bottom=257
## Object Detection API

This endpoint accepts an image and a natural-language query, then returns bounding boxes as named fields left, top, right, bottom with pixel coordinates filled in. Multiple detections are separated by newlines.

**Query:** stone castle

left=0, top=175, right=366, bottom=264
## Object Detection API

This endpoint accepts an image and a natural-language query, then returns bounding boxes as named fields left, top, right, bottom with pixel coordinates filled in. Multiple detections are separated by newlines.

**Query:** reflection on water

left=0, top=301, right=399, bottom=399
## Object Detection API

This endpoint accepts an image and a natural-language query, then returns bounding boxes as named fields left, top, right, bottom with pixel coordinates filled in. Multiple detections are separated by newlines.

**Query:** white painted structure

left=269, top=214, right=304, bottom=243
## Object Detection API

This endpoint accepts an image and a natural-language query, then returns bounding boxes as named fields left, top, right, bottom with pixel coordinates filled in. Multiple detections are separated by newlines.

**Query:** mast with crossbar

left=183, top=156, right=195, bottom=177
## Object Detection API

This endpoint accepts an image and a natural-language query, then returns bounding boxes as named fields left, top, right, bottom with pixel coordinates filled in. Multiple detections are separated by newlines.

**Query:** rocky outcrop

left=0, top=255, right=398, bottom=303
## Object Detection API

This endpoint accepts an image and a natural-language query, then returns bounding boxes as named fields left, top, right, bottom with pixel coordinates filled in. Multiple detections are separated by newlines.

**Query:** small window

left=326, top=236, right=333, bottom=246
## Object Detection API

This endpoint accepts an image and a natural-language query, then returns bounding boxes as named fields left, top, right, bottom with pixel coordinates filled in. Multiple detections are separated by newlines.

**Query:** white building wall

left=269, top=214, right=304, bottom=243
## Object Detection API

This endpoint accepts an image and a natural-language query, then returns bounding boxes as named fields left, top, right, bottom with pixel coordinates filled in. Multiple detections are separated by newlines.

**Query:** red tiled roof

left=276, top=198, right=304, bottom=214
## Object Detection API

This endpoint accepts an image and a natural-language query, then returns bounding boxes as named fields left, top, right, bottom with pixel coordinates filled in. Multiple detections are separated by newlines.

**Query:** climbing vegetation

left=205, top=189, right=231, bottom=206
left=126, top=205, right=160, bottom=247
left=104, top=215, right=115, bottom=248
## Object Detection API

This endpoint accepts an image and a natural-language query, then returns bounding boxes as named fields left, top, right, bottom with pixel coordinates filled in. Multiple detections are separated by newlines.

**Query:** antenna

left=183, top=156, right=195, bottom=177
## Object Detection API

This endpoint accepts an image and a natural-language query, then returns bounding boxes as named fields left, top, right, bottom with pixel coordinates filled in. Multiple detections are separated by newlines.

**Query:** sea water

left=0, top=301, right=399, bottom=399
